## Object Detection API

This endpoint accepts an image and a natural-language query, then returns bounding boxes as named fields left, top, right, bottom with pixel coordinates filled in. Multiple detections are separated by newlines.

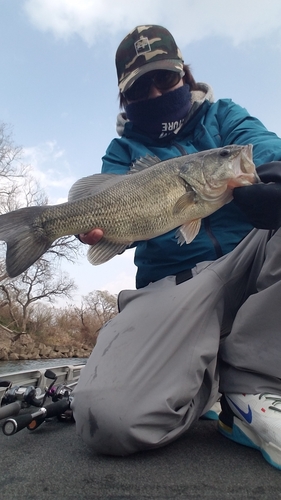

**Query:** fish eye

left=220, top=149, right=230, bottom=157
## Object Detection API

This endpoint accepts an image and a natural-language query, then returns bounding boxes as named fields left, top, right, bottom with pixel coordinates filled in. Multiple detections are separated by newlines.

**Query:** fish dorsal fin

left=68, top=174, right=125, bottom=202
left=68, top=174, right=126, bottom=202
left=87, top=239, right=131, bottom=265
left=129, top=155, right=161, bottom=174
left=173, top=191, right=197, bottom=215
left=175, top=219, right=202, bottom=245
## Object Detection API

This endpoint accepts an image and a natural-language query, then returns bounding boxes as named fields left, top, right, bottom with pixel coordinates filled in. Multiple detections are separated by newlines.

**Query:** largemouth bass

left=0, top=144, right=258, bottom=278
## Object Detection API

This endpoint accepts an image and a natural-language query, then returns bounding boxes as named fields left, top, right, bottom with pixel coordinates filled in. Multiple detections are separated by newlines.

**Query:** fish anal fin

left=87, top=239, right=131, bottom=265
left=175, top=219, right=202, bottom=245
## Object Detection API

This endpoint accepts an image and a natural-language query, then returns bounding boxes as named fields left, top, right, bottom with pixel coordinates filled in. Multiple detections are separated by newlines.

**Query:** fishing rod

left=1, top=369, right=74, bottom=435
left=2, top=398, right=71, bottom=435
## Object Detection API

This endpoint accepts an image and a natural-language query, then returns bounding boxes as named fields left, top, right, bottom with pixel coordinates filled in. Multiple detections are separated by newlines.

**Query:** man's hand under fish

left=79, top=229, right=103, bottom=245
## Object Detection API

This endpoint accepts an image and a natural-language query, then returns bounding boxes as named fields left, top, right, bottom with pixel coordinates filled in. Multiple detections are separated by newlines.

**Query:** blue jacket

left=102, top=93, right=281, bottom=288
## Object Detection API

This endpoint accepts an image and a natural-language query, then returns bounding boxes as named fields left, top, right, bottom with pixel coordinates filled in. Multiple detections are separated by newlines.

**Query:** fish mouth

left=239, top=144, right=255, bottom=174
left=230, top=144, right=253, bottom=174
left=229, top=144, right=260, bottom=187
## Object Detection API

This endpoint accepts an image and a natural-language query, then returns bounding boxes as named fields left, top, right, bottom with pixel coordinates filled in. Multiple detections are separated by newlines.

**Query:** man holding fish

left=69, top=25, right=281, bottom=468
left=70, top=25, right=281, bottom=468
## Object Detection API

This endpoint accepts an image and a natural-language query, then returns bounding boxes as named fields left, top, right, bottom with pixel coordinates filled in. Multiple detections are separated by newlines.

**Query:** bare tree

left=0, top=123, right=81, bottom=262
left=0, top=122, right=82, bottom=332
left=0, top=123, right=22, bottom=179
left=0, top=123, right=45, bottom=220
left=0, top=259, right=76, bottom=332
left=83, top=290, right=118, bottom=328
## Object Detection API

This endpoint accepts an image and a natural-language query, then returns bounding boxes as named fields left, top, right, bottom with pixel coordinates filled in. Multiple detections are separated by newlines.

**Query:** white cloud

left=22, top=141, right=76, bottom=203
left=23, top=0, right=281, bottom=47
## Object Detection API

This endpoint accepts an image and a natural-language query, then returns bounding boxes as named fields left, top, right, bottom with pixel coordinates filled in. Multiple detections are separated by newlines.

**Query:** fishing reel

left=46, top=384, right=74, bottom=421
left=1, top=384, right=42, bottom=408
left=48, top=383, right=71, bottom=402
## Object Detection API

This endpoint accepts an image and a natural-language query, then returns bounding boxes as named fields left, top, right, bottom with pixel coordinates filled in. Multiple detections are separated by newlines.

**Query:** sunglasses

left=123, top=69, right=185, bottom=102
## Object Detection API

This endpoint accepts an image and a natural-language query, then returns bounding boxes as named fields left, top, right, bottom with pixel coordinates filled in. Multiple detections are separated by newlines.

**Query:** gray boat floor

left=1, top=418, right=281, bottom=500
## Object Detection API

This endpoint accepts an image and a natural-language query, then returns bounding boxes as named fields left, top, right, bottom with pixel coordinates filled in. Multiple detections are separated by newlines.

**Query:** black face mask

left=125, top=84, right=192, bottom=139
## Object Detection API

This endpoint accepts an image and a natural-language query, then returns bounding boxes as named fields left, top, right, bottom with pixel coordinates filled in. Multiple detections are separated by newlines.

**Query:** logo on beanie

left=134, top=36, right=151, bottom=55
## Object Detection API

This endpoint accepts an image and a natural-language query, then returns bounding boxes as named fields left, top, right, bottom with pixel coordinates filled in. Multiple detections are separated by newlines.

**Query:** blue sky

left=1, top=0, right=281, bottom=305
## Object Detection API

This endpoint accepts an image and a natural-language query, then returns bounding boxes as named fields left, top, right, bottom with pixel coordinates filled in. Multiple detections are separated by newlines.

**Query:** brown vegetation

left=0, top=290, right=118, bottom=360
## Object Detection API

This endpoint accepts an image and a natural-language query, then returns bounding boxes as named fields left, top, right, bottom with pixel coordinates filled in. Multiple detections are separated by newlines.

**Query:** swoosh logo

left=227, top=396, right=253, bottom=423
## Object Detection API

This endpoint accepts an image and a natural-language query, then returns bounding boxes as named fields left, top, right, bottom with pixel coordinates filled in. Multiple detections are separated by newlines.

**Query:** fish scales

left=36, top=163, right=185, bottom=241
left=0, top=145, right=259, bottom=277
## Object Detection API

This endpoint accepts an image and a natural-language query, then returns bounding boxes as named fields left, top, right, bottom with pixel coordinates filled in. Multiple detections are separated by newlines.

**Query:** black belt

left=175, top=269, right=193, bottom=285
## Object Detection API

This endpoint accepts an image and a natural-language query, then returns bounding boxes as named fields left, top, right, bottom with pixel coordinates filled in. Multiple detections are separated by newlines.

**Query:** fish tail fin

left=0, top=206, right=53, bottom=277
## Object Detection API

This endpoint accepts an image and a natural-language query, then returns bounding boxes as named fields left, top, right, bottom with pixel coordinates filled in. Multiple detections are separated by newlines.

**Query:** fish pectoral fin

left=87, top=239, right=131, bottom=265
left=175, top=219, right=202, bottom=245
left=68, top=174, right=126, bottom=201
left=173, top=192, right=197, bottom=215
